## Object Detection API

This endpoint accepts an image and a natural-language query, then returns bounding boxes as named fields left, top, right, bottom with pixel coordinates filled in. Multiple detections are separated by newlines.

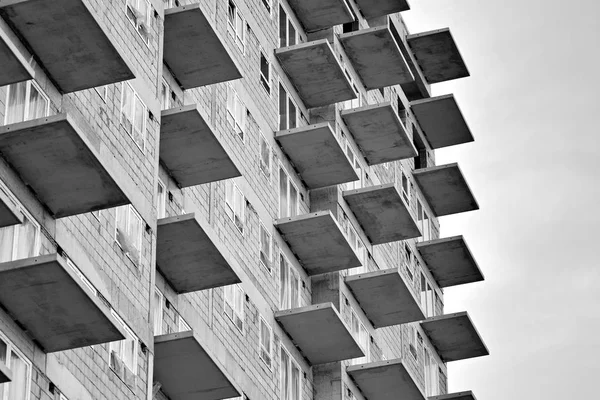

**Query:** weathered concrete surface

left=0, top=254, right=127, bottom=353
left=420, top=312, right=489, bottom=362
left=164, top=5, right=242, bottom=89
left=407, top=28, right=469, bottom=84
left=0, top=0, right=134, bottom=93
left=0, top=114, right=130, bottom=218
left=340, top=26, right=413, bottom=90
left=345, top=269, right=425, bottom=328
left=275, top=211, right=362, bottom=276
left=341, top=102, right=417, bottom=165
left=347, top=359, right=424, bottom=400
left=417, top=236, right=483, bottom=288
left=411, top=94, right=473, bottom=149
left=287, top=0, right=354, bottom=32
left=343, top=184, right=421, bottom=244
left=0, top=185, right=22, bottom=228
left=275, top=303, right=364, bottom=365
left=154, top=331, right=240, bottom=400
left=275, top=123, right=358, bottom=189
left=413, top=163, right=479, bottom=217
left=354, top=0, right=410, bottom=19
left=0, top=30, right=32, bottom=86
left=156, top=213, right=241, bottom=294
left=430, top=391, right=478, bottom=400
left=276, top=40, right=356, bottom=108
left=160, top=105, right=241, bottom=188
left=0, top=361, right=11, bottom=384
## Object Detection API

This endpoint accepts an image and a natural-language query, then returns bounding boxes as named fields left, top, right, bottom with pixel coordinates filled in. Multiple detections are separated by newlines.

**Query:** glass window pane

left=290, top=270, right=299, bottom=308
left=15, top=214, right=38, bottom=260
left=288, top=21, right=296, bottom=46
left=0, top=226, right=15, bottom=262
left=291, top=364, right=300, bottom=400
left=279, top=168, right=288, bottom=218
left=279, top=255, right=289, bottom=309
left=9, top=351, right=29, bottom=400
left=289, top=185, right=298, bottom=217
left=134, top=97, right=145, bottom=148
left=278, top=6, right=287, bottom=47
left=288, top=100, right=296, bottom=129
left=27, top=84, right=47, bottom=121
left=280, top=348, right=290, bottom=400
left=279, top=84, right=287, bottom=130
left=6, top=82, right=27, bottom=124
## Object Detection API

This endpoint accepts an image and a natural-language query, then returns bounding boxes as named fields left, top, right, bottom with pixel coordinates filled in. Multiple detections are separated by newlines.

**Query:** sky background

left=403, top=0, right=600, bottom=398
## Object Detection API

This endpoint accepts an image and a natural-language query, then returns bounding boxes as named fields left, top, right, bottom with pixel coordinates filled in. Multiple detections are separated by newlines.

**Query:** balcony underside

left=287, top=0, right=354, bottom=32
left=0, top=0, right=134, bottom=93
left=276, top=40, right=356, bottom=108
left=0, top=31, right=33, bottom=86
left=348, top=359, right=424, bottom=400
left=354, top=0, right=411, bottom=19
left=0, top=187, right=23, bottom=228
left=164, top=5, right=242, bottom=89
left=0, top=254, right=127, bottom=353
left=430, top=391, right=478, bottom=400
left=275, top=303, right=364, bottom=365
left=275, top=123, right=358, bottom=189
left=0, top=114, right=130, bottom=218
left=154, top=331, right=240, bottom=400
left=341, top=103, right=417, bottom=165
left=160, top=105, right=241, bottom=188
left=157, top=214, right=240, bottom=294
left=0, top=362, right=11, bottom=384
left=346, top=269, right=424, bottom=328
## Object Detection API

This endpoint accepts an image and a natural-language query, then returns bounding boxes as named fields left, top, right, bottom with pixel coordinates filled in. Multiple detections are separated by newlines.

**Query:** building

left=0, top=0, right=488, bottom=400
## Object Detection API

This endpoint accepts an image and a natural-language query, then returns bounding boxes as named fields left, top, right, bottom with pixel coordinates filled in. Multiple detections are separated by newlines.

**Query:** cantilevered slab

left=417, top=236, right=483, bottom=288
left=157, top=214, right=240, bottom=294
left=0, top=31, right=33, bottom=86
left=430, top=391, right=478, bottom=400
left=0, top=361, right=11, bottom=384
left=344, top=184, right=421, bottom=244
left=0, top=114, right=130, bottom=218
left=161, top=105, right=241, bottom=187
left=276, top=40, right=356, bottom=108
left=407, top=28, right=469, bottom=84
left=341, top=103, right=417, bottom=165
left=354, top=0, right=410, bottom=19
left=411, top=95, right=473, bottom=149
left=340, top=26, right=413, bottom=90
left=0, top=254, right=127, bottom=353
left=0, top=186, right=23, bottom=228
left=164, top=5, right=242, bottom=89
left=275, top=303, right=364, bottom=365
left=421, top=312, right=489, bottom=362
left=275, top=211, right=362, bottom=276
left=155, top=331, right=240, bottom=400
left=348, top=359, right=424, bottom=400
left=346, top=269, right=424, bottom=328
left=287, top=0, right=354, bottom=32
left=275, top=123, right=358, bottom=189
left=0, top=0, right=134, bottom=93
left=413, top=164, right=478, bottom=217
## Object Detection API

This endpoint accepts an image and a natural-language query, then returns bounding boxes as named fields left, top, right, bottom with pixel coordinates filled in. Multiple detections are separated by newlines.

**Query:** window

left=115, top=205, right=143, bottom=265
left=259, top=223, right=271, bottom=272
left=258, top=317, right=272, bottom=368
left=120, top=82, right=147, bottom=151
left=4, top=80, right=49, bottom=125
left=163, top=0, right=180, bottom=9
left=280, top=347, right=300, bottom=400
left=224, top=284, right=244, bottom=332
left=0, top=332, right=32, bottom=400
left=261, top=0, right=271, bottom=14
left=278, top=83, right=297, bottom=130
left=424, top=348, right=440, bottom=396
left=226, top=84, right=246, bottom=141
left=400, top=167, right=410, bottom=204
left=260, top=52, right=271, bottom=94
left=420, top=273, right=435, bottom=318
left=227, top=1, right=245, bottom=51
left=407, top=326, right=419, bottom=360
left=279, top=254, right=300, bottom=309
left=259, top=133, right=271, bottom=178
left=416, top=199, right=431, bottom=242
left=346, top=222, right=366, bottom=275
left=126, top=0, right=151, bottom=45
left=349, top=310, right=369, bottom=365
left=0, top=200, right=40, bottom=263
left=344, top=144, right=363, bottom=191
left=225, top=181, right=245, bottom=233
left=278, top=5, right=298, bottom=47
left=278, top=167, right=298, bottom=218
left=157, top=179, right=166, bottom=219
left=160, top=79, right=171, bottom=110
left=153, top=288, right=163, bottom=335
left=109, top=311, right=138, bottom=374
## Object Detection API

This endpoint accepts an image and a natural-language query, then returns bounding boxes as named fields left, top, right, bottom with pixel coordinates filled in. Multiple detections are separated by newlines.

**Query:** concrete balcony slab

left=0, top=30, right=33, bottom=86
left=287, top=0, right=354, bottom=32
left=0, top=186, right=22, bottom=228
left=354, top=0, right=411, bottom=19
left=0, top=362, right=11, bottom=384
left=347, top=359, right=424, bottom=400
left=430, top=391, right=478, bottom=400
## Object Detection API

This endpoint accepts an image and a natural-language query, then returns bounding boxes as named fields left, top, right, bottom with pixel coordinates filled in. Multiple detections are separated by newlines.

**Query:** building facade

left=0, top=1, right=488, bottom=400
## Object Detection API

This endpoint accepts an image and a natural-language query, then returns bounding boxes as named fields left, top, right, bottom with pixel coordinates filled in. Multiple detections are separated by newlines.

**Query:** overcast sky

left=403, top=0, right=600, bottom=398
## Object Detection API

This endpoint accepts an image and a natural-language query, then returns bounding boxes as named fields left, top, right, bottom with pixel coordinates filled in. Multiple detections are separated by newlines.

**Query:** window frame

left=225, top=181, right=245, bottom=234
left=153, top=287, right=164, bottom=335
left=114, top=205, right=144, bottom=265
left=279, top=345, right=301, bottom=400
left=125, top=0, right=152, bottom=46
left=278, top=165, right=299, bottom=219
left=0, top=189, right=41, bottom=263
left=226, top=84, right=247, bottom=141
left=259, top=51, right=271, bottom=94
left=259, top=222, right=272, bottom=273
left=0, top=330, right=32, bottom=400
left=120, top=82, right=147, bottom=152
left=227, top=0, right=245, bottom=52
left=108, top=310, right=139, bottom=375
left=223, top=284, right=245, bottom=333
left=278, top=82, right=298, bottom=131
left=259, top=132, right=271, bottom=179
left=258, top=317, right=272, bottom=369
left=4, top=80, right=50, bottom=126
left=279, top=253, right=300, bottom=310
left=157, top=178, right=167, bottom=219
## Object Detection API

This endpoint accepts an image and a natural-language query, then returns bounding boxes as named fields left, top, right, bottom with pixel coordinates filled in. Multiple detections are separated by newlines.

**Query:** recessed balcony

left=0, top=187, right=23, bottom=228
left=354, top=0, right=410, bottom=19
left=0, top=30, right=33, bottom=87
left=347, top=359, right=424, bottom=400
left=0, top=362, right=11, bottom=384
left=430, top=391, right=478, bottom=400
left=286, top=0, right=354, bottom=32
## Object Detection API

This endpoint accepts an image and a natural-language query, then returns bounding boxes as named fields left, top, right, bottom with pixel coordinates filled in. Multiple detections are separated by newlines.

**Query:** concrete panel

left=0, top=114, right=130, bottom=218
left=0, top=185, right=22, bottom=228
left=287, top=0, right=354, bottom=32
left=154, top=331, right=240, bottom=400
left=164, top=5, right=242, bottom=89
left=276, top=40, right=356, bottom=108
left=421, top=312, right=489, bottom=362
left=340, top=26, right=413, bottom=90
left=157, top=214, right=241, bottom=294
left=354, top=0, right=410, bottom=19
left=343, top=184, right=421, bottom=244
left=430, top=391, right=477, bottom=400
left=413, top=163, right=478, bottom=217
left=0, top=31, right=33, bottom=86
left=407, top=28, right=469, bottom=84
left=0, top=361, right=11, bottom=384
left=0, top=254, right=127, bottom=353
left=347, top=359, right=424, bottom=400
left=275, top=211, right=362, bottom=276
left=346, top=269, right=425, bottom=328
left=341, top=103, right=417, bottom=165
left=160, top=105, right=241, bottom=187
left=417, top=236, right=484, bottom=288
left=411, top=95, right=473, bottom=149
left=0, top=0, right=134, bottom=93
left=275, top=303, right=364, bottom=365
left=275, top=123, right=358, bottom=189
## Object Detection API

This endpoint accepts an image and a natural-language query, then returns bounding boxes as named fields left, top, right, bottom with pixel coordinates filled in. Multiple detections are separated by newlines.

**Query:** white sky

left=403, top=0, right=600, bottom=398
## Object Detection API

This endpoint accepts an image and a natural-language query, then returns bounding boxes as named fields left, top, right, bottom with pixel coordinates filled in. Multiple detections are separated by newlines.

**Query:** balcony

left=421, top=312, right=489, bottom=362
left=0, top=254, right=127, bottom=353
left=160, top=105, right=241, bottom=188
left=275, top=123, right=358, bottom=189
left=417, top=236, right=484, bottom=288
left=275, top=40, right=356, bottom=108
left=431, top=391, right=478, bottom=400
left=156, top=214, right=241, bottom=294
left=0, top=362, right=11, bottom=384
left=275, top=303, right=364, bottom=365
left=0, top=187, right=22, bottom=228
left=275, top=211, right=362, bottom=276
left=347, top=359, right=424, bottom=400
left=154, top=331, right=240, bottom=400
left=345, top=269, right=424, bottom=328
left=343, top=183, right=421, bottom=244
left=0, top=0, right=134, bottom=93
left=164, top=4, right=242, bottom=89
left=0, top=30, right=33, bottom=86
left=287, top=0, right=354, bottom=32
left=412, top=164, right=479, bottom=217
left=0, top=114, right=130, bottom=218
left=341, top=103, right=417, bottom=165
left=354, top=0, right=410, bottom=19
left=339, top=26, right=413, bottom=90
